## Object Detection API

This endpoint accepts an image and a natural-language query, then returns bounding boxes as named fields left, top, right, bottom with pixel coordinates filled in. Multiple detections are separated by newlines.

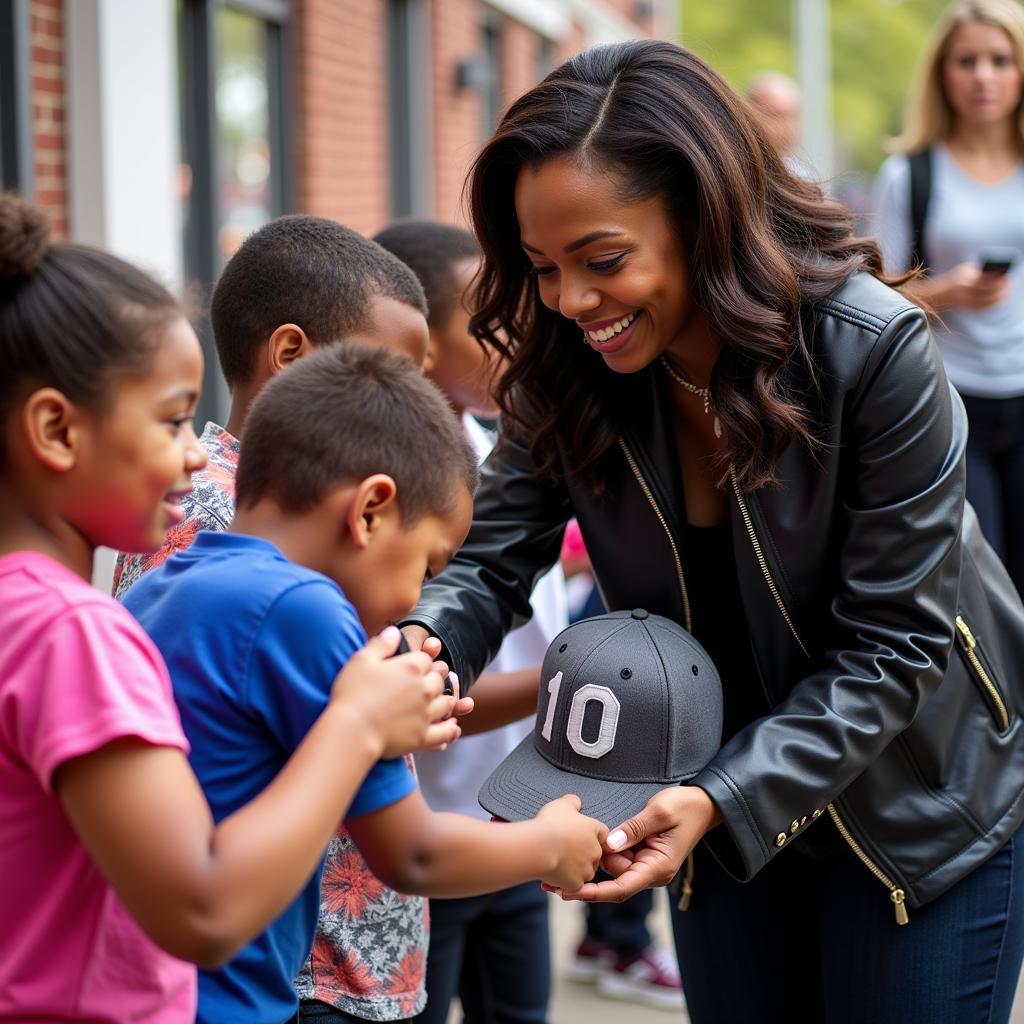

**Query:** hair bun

left=0, top=193, right=51, bottom=279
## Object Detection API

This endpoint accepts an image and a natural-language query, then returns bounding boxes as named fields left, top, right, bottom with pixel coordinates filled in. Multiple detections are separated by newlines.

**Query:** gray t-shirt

left=870, top=144, right=1024, bottom=398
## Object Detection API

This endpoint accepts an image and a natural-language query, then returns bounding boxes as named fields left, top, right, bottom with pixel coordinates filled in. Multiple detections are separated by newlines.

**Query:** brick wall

left=24, top=0, right=650, bottom=247
left=431, top=0, right=484, bottom=226
left=502, top=18, right=540, bottom=116
left=30, top=0, right=66, bottom=238
left=293, top=0, right=390, bottom=235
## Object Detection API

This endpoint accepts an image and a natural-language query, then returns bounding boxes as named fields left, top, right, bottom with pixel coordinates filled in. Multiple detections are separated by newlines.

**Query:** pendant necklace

left=660, top=355, right=722, bottom=438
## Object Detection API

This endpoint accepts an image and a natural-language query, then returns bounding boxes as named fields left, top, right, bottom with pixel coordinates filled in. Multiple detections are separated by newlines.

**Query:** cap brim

left=478, top=733, right=677, bottom=829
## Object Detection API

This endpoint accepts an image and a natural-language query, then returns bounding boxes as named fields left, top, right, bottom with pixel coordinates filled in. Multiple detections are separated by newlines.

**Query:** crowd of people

left=4, top=1, right=1024, bottom=1023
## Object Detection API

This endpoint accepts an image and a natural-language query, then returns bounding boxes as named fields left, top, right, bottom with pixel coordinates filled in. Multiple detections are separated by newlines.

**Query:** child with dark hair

left=373, top=220, right=492, bottom=414
left=111, top=216, right=440, bottom=1024
left=123, top=342, right=607, bottom=1024
left=0, top=194, right=451, bottom=1023
left=113, top=214, right=429, bottom=597
left=377, top=219, right=570, bottom=1024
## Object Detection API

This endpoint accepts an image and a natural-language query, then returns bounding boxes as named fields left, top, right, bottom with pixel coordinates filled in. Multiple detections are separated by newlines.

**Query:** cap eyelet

left=620, top=668, right=632, bottom=679
left=558, top=643, right=568, bottom=653
left=691, top=665, right=699, bottom=675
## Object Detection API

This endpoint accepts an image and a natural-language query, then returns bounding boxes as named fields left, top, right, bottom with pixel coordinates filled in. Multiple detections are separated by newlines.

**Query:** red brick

left=29, top=0, right=67, bottom=233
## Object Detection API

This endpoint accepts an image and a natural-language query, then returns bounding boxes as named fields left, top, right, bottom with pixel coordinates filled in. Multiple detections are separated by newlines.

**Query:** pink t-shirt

left=0, top=551, right=196, bottom=1023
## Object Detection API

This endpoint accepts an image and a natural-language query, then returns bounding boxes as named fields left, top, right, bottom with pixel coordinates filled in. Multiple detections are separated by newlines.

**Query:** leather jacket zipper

left=728, top=468, right=808, bottom=659
left=955, top=615, right=1010, bottom=731
left=729, top=466, right=909, bottom=925
left=677, top=851, right=695, bottom=911
left=618, top=437, right=692, bottom=631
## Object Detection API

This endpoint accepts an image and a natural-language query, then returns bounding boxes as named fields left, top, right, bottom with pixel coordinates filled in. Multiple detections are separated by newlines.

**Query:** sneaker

left=596, top=945, right=686, bottom=1011
left=565, top=936, right=615, bottom=983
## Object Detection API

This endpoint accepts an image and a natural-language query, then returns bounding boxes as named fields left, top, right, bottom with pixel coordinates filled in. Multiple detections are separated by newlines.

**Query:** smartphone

left=979, top=254, right=1016, bottom=276
left=394, top=632, right=455, bottom=696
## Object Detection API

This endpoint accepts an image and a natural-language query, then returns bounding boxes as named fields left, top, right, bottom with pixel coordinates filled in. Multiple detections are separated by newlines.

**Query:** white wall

left=64, top=0, right=183, bottom=590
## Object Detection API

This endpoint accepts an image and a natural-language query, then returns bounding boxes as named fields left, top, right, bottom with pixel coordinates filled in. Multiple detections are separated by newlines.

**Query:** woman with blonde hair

left=872, top=0, right=1024, bottom=595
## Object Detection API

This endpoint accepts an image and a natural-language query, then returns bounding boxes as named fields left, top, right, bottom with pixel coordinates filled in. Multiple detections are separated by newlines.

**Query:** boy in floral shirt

left=114, top=215, right=437, bottom=1020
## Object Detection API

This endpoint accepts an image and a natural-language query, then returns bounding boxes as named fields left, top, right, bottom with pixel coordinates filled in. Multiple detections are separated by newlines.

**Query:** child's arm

left=56, top=629, right=456, bottom=969
left=456, top=666, right=540, bottom=735
left=346, top=788, right=606, bottom=897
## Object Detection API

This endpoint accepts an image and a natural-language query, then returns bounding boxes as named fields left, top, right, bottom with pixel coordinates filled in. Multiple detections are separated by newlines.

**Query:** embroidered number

left=566, top=684, right=620, bottom=759
left=541, top=671, right=562, bottom=741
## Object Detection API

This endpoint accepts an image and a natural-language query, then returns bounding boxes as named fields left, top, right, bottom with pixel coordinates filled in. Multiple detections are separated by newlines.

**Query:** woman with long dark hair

left=405, top=39, right=1024, bottom=1022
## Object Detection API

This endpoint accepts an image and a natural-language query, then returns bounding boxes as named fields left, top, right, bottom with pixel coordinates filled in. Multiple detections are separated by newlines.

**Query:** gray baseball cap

left=479, top=609, right=723, bottom=828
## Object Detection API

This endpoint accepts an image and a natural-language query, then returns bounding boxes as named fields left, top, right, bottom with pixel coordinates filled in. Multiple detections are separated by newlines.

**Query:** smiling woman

left=468, top=41, right=887, bottom=496
left=406, top=38, right=1024, bottom=1024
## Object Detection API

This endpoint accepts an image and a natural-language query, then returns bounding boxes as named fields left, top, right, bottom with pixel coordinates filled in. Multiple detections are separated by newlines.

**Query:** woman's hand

left=910, top=262, right=1011, bottom=312
left=555, top=785, right=722, bottom=903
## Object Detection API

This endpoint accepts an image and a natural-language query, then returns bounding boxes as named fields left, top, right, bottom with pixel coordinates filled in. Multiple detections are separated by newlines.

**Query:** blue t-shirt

left=124, top=532, right=416, bottom=1024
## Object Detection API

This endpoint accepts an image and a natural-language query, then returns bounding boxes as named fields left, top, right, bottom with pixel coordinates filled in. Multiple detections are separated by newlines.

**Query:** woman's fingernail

left=607, top=829, right=627, bottom=850
left=382, top=625, right=400, bottom=641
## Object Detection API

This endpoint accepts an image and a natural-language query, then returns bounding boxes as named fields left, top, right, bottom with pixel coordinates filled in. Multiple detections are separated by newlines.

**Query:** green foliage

left=681, top=0, right=950, bottom=176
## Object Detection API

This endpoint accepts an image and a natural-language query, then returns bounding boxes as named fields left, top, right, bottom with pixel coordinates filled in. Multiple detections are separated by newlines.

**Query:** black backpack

left=908, top=147, right=933, bottom=270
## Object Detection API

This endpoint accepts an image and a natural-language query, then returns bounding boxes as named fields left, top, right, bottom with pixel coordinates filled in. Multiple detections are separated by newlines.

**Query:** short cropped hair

left=374, top=220, right=480, bottom=329
left=211, top=215, right=428, bottom=386
left=235, top=341, right=479, bottom=522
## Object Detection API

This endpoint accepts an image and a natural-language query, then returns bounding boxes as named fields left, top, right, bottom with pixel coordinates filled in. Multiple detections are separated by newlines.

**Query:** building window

left=0, top=0, right=32, bottom=194
left=536, top=35, right=554, bottom=82
left=481, top=12, right=504, bottom=133
left=387, top=0, right=430, bottom=219
left=178, top=0, right=291, bottom=424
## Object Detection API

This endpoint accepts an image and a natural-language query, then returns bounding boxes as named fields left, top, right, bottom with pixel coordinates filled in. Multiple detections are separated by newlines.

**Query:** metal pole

left=794, top=0, right=833, bottom=181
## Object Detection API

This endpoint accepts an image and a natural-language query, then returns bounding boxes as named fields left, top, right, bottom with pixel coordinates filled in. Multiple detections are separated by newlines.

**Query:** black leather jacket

left=409, top=272, right=1024, bottom=922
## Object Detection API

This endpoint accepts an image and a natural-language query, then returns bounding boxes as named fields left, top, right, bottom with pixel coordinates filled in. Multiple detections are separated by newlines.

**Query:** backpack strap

left=908, top=147, right=932, bottom=270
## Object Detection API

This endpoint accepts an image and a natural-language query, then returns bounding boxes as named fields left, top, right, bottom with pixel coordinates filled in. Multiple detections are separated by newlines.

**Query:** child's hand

left=535, top=794, right=607, bottom=892
left=330, top=626, right=460, bottom=758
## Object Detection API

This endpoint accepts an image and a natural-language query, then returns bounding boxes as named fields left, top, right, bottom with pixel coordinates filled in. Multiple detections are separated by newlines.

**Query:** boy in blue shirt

left=125, top=342, right=607, bottom=1024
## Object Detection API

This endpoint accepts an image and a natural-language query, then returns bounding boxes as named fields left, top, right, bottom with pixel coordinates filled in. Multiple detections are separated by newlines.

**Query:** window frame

left=178, top=0, right=293, bottom=426
left=0, top=0, right=33, bottom=194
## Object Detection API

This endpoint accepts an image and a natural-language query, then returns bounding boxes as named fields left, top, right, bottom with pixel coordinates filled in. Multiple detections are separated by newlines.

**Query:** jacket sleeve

left=694, top=307, right=965, bottom=879
left=404, top=426, right=574, bottom=689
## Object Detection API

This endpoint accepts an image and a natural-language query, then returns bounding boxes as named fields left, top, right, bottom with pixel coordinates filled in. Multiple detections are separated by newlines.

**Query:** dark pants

left=297, top=1001, right=379, bottom=1023
left=962, top=393, right=1024, bottom=597
left=414, top=882, right=550, bottom=1024
left=672, top=821, right=1024, bottom=1024
left=584, top=875, right=653, bottom=958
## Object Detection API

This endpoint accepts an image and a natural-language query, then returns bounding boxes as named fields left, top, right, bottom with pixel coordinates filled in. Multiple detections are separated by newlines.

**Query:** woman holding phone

left=871, top=0, right=1024, bottom=594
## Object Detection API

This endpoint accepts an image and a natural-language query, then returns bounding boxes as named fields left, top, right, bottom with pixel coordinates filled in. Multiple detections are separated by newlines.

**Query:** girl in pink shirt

left=0, top=195, right=457, bottom=1023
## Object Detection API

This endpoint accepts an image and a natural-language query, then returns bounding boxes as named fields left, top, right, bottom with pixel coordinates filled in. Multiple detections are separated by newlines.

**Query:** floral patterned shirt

left=295, top=823, right=427, bottom=1019
left=113, top=420, right=428, bottom=1019
left=112, top=422, right=241, bottom=599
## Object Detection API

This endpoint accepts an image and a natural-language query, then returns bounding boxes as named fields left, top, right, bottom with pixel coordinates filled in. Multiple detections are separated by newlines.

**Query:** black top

left=684, top=521, right=766, bottom=743
left=685, top=521, right=844, bottom=859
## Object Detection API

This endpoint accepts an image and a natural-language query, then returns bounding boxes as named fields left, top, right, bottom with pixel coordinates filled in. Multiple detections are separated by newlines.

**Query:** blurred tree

left=681, top=0, right=949, bottom=178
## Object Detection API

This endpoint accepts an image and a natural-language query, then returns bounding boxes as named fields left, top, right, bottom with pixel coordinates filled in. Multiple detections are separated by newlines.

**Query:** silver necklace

left=660, top=355, right=722, bottom=438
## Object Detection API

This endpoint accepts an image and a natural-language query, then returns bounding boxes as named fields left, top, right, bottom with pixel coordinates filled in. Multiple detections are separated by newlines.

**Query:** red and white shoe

left=596, top=945, right=686, bottom=1011
left=565, top=936, right=615, bottom=983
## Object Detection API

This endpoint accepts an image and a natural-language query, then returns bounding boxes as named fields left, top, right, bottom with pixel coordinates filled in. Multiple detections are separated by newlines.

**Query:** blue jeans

left=962, top=393, right=1024, bottom=597
left=413, top=882, right=550, bottom=1024
left=671, top=821, right=1024, bottom=1023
